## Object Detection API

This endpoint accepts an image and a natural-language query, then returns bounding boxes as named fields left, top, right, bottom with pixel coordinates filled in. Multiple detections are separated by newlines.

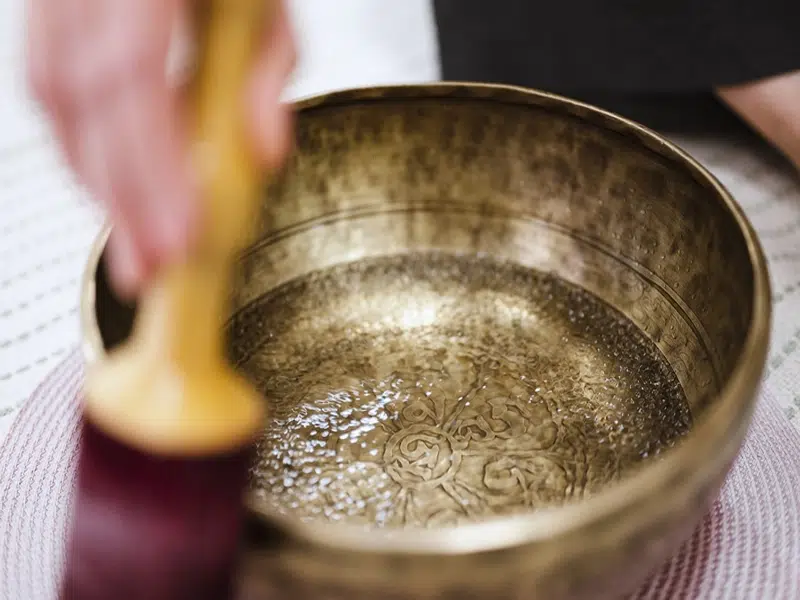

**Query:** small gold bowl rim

left=79, top=81, right=771, bottom=557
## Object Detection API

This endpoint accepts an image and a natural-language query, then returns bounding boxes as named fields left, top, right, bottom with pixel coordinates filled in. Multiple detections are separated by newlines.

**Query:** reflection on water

left=231, top=252, right=691, bottom=529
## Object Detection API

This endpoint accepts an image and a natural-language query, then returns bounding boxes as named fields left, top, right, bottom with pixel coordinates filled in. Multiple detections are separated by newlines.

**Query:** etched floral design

left=483, top=456, right=568, bottom=506
left=241, top=252, right=693, bottom=532
left=258, top=345, right=580, bottom=528
left=384, top=425, right=464, bottom=489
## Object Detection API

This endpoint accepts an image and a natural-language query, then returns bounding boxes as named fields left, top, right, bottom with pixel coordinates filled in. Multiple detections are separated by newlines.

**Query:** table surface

left=2, top=0, right=800, bottom=444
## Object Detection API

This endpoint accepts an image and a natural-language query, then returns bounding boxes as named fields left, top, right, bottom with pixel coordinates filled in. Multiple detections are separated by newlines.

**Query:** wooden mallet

left=60, top=1, right=274, bottom=598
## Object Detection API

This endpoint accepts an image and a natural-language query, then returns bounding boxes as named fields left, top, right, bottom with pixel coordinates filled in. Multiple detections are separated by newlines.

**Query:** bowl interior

left=89, top=84, right=761, bottom=533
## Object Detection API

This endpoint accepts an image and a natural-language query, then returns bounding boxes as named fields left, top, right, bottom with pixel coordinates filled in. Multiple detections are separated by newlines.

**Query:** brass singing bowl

left=81, top=83, right=770, bottom=599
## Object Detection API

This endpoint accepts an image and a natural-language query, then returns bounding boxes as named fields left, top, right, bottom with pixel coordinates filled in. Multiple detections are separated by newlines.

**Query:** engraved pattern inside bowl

left=233, top=253, right=691, bottom=529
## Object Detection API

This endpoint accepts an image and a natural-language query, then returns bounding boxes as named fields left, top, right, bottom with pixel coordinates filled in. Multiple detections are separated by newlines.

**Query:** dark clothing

left=432, top=0, right=800, bottom=132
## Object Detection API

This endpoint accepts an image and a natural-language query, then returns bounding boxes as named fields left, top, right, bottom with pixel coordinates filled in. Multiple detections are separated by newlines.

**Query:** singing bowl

left=81, top=83, right=770, bottom=599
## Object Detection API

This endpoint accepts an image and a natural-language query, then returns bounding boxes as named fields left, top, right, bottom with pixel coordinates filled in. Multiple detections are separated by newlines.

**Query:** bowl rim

left=80, top=81, right=772, bottom=556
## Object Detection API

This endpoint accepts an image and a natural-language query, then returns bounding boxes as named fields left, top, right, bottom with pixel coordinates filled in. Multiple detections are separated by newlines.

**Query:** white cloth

left=2, top=1, right=800, bottom=598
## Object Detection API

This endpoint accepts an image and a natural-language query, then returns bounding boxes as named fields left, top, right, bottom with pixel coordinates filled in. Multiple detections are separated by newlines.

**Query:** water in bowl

left=232, top=252, right=691, bottom=529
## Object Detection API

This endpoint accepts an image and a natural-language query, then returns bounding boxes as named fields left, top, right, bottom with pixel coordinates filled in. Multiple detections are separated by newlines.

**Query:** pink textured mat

left=1, top=352, right=799, bottom=599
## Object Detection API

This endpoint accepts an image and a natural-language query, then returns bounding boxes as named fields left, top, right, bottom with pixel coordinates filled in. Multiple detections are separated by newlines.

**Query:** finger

left=76, top=69, right=196, bottom=290
left=77, top=107, right=148, bottom=295
left=247, top=0, right=297, bottom=170
left=69, top=0, right=173, bottom=290
left=107, top=0, right=197, bottom=268
left=73, top=0, right=196, bottom=276
left=108, top=75, right=198, bottom=272
left=106, top=222, right=145, bottom=299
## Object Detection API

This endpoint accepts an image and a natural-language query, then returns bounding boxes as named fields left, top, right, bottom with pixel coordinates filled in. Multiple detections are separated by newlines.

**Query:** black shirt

left=432, top=0, right=800, bottom=132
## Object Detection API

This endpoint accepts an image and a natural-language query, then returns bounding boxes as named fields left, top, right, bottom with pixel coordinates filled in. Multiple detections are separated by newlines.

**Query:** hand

left=26, top=0, right=296, bottom=298
left=716, top=70, right=800, bottom=171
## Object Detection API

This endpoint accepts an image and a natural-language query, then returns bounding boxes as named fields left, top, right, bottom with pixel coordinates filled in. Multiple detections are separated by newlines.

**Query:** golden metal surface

left=81, top=83, right=771, bottom=599
left=241, top=252, right=690, bottom=527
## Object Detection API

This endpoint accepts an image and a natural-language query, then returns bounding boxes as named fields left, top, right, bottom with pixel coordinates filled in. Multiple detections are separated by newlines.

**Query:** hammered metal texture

left=86, top=84, right=769, bottom=600
left=234, top=253, right=690, bottom=528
